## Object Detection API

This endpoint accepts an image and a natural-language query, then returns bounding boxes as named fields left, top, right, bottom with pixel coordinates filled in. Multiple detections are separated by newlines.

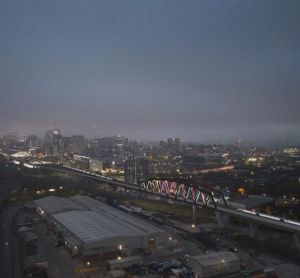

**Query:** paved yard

left=24, top=211, right=106, bottom=278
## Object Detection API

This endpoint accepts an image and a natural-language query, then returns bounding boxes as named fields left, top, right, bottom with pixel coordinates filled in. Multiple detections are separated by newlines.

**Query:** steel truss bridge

left=140, top=180, right=227, bottom=208
left=45, top=165, right=300, bottom=248
left=37, top=164, right=226, bottom=209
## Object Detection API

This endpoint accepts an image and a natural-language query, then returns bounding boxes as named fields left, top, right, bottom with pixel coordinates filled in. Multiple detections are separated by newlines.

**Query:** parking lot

left=18, top=208, right=107, bottom=278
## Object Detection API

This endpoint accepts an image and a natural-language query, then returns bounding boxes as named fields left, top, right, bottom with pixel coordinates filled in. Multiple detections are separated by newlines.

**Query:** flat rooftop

left=33, top=195, right=84, bottom=215
left=35, top=195, right=168, bottom=249
left=70, top=195, right=166, bottom=234
left=190, top=251, right=240, bottom=267
left=53, top=209, right=165, bottom=244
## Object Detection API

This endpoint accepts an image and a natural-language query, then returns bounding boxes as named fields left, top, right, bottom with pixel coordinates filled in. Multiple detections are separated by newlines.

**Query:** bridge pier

left=192, top=205, right=196, bottom=221
left=294, top=233, right=300, bottom=252
left=249, top=220, right=259, bottom=238
left=215, top=211, right=229, bottom=228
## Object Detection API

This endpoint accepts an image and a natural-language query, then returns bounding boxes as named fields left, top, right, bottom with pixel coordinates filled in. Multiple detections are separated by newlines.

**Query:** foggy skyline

left=0, top=1, right=299, bottom=143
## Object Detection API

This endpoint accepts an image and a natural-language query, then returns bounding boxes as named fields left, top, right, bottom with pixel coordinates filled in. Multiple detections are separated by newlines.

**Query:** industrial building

left=185, top=251, right=240, bottom=278
left=33, top=195, right=84, bottom=216
left=33, top=195, right=169, bottom=260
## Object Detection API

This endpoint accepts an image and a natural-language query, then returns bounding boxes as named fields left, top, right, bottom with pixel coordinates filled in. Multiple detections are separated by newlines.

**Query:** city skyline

left=1, top=126, right=299, bottom=147
left=1, top=1, right=300, bottom=142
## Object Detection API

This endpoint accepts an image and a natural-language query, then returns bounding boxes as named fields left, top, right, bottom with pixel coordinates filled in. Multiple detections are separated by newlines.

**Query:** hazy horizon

left=1, top=1, right=299, bottom=143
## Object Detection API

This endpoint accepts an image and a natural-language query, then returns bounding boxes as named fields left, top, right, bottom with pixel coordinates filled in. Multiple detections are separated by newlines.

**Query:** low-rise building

left=107, top=256, right=142, bottom=270
left=185, top=251, right=240, bottom=278
left=90, top=158, right=103, bottom=172
left=33, top=195, right=169, bottom=260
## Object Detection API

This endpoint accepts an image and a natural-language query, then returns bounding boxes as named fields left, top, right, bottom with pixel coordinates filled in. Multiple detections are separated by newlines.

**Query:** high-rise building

left=167, top=138, right=180, bottom=147
left=24, top=134, right=40, bottom=149
left=95, top=135, right=129, bottom=163
left=2, top=132, right=18, bottom=148
left=70, top=135, right=85, bottom=154
left=44, top=129, right=54, bottom=155
left=181, top=155, right=206, bottom=172
left=53, top=129, right=63, bottom=156
left=44, top=128, right=63, bottom=156
left=124, top=158, right=148, bottom=184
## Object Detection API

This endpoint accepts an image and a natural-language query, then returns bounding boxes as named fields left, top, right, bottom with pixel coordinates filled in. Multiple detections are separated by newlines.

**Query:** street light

left=191, top=224, right=196, bottom=228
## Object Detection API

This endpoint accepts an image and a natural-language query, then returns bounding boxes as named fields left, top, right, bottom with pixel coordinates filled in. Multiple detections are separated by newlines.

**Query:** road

left=0, top=205, right=22, bottom=278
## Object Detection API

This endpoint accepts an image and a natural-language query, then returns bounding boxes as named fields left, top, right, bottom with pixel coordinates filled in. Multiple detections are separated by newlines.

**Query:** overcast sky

left=0, top=0, right=299, bottom=143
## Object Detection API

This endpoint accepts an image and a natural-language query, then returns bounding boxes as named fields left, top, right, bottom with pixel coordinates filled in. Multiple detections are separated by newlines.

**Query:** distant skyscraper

left=70, top=135, right=85, bottom=154
left=97, top=135, right=129, bottom=162
left=53, top=129, right=63, bottom=156
left=166, top=138, right=181, bottom=154
left=44, top=128, right=54, bottom=155
left=24, top=134, right=40, bottom=149
left=2, top=132, right=18, bottom=148
left=44, top=127, right=63, bottom=156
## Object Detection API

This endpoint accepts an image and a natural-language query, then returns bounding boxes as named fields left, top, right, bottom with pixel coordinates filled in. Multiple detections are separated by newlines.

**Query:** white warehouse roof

left=70, top=195, right=165, bottom=234
left=42, top=195, right=169, bottom=250
left=33, top=195, right=84, bottom=215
